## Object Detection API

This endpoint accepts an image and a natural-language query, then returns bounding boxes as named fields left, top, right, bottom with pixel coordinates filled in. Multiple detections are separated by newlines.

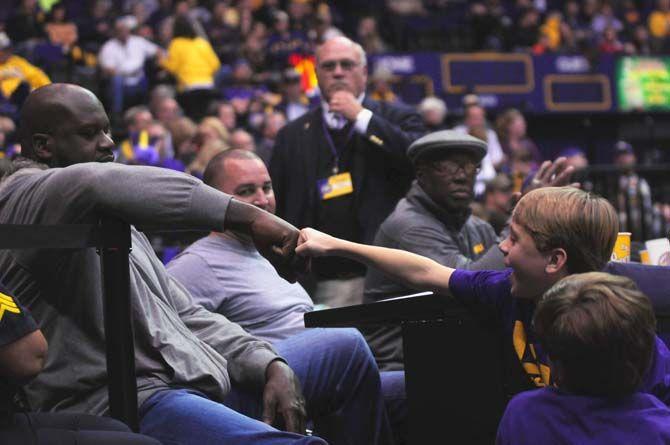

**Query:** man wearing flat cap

left=363, top=130, right=505, bottom=371
left=362, top=131, right=579, bottom=371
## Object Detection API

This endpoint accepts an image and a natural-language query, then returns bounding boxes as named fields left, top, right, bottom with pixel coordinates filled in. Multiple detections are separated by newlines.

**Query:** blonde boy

left=297, top=187, right=670, bottom=401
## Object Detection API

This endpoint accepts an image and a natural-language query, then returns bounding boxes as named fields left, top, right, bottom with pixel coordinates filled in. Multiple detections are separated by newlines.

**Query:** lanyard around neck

left=321, top=117, right=356, bottom=175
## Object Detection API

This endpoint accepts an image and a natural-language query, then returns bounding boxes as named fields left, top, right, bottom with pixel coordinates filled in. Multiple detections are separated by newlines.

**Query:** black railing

left=588, top=164, right=670, bottom=203
left=0, top=218, right=138, bottom=431
left=587, top=164, right=670, bottom=242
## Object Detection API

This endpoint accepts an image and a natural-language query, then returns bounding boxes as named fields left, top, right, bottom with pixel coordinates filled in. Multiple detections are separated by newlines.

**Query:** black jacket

left=269, top=98, right=425, bottom=244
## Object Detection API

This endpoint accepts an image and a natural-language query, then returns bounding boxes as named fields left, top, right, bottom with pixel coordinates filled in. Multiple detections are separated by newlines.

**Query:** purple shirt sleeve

left=448, top=268, right=513, bottom=309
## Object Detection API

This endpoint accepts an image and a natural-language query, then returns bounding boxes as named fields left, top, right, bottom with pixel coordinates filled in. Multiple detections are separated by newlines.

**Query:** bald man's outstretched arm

left=1, top=163, right=303, bottom=280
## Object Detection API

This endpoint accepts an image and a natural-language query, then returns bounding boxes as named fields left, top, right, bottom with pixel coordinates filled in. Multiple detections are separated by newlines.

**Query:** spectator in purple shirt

left=295, top=186, right=670, bottom=407
left=222, top=59, right=267, bottom=124
left=497, top=272, right=670, bottom=445
left=266, top=10, right=309, bottom=70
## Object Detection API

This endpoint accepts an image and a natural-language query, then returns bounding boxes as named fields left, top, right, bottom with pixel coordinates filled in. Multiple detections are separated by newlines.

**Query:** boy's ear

left=545, top=247, right=568, bottom=275
left=32, top=133, right=53, bottom=162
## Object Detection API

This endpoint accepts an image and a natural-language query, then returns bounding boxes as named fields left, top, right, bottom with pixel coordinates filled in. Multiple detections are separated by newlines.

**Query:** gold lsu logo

left=513, top=321, right=551, bottom=387
left=0, top=291, right=21, bottom=321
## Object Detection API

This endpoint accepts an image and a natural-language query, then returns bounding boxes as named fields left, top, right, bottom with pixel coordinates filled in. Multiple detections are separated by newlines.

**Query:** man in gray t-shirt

left=166, top=149, right=394, bottom=443
left=168, top=232, right=313, bottom=344
left=168, top=150, right=315, bottom=344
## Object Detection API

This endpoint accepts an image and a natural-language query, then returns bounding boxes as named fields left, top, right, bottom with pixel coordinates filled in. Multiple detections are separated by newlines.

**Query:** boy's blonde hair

left=534, top=272, right=656, bottom=397
left=513, top=187, right=618, bottom=273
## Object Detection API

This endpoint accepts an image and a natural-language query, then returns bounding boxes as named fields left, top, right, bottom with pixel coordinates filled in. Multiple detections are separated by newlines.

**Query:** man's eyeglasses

left=319, top=59, right=359, bottom=72
left=433, top=159, right=481, bottom=176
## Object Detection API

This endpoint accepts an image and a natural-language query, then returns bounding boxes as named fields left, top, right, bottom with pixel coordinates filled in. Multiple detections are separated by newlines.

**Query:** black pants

left=0, top=412, right=161, bottom=445
left=176, top=88, right=218, bottom=123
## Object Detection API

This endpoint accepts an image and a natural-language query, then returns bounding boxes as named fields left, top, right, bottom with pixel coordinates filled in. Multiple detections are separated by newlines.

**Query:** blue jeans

left=109, top=75, right=147, bottom=115
left=380, top=371, right=407, bottom=445
left=139, top=328, right=393, bottom=445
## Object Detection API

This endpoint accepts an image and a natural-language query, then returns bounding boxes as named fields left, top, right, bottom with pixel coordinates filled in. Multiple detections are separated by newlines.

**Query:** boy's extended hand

left=296, top=228, right=338, bottom=257
left=225, top=200, right=309, bottom=282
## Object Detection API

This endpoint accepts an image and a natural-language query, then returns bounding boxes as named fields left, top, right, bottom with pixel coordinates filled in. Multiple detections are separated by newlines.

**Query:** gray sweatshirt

left=0, top=162, right=280, bottom=415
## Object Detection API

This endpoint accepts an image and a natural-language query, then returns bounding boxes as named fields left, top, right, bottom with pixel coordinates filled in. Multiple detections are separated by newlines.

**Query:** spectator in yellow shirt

left=648, top=0, right=670, bottom=48
left=161, top=15, right=221, bottom=122
left=0, top=32, right=50, bottom=115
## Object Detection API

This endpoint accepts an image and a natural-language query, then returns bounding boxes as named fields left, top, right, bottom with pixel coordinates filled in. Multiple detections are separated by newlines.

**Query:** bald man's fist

left=225, top=200, right=308, bottom=282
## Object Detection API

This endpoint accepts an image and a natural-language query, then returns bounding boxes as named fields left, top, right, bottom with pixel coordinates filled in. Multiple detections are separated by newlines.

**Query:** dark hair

left=172, top=15, right=197, bottom=39
left=203, top=149, right=262, bottom=189
left=260, top=110, right=286, bottom=133
left=534, top=272, right=656, bottom=398
left=47, top=2, right=68, bottom=22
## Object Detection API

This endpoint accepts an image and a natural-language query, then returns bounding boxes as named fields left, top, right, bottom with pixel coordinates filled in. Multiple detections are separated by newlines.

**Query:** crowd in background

left=461, top=0, right=670, bottom=55
left=1, top=4, right=670, bottom=442
left=0, top=0, right=668, bottom=255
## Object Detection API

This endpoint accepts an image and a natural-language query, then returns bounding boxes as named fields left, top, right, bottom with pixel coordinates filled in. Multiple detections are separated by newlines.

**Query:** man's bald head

left=19, top=83, right=114, bottom=167
left=20, top=84, right=99, bottom=158
left=203, top=149, right=276, bottom=214
left=20, top=84, right=100, bottom=131
left=203, top=149, right=261, bottom=189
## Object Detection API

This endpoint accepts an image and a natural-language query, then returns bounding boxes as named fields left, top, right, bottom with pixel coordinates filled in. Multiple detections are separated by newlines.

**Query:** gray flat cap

left=407, top=130, right=487, bottom=164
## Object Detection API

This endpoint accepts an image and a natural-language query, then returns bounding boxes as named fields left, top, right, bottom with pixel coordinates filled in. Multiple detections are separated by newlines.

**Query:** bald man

left=167, top=149, right=399, bottom=444
left=270, top=36, right=425, bottom=308
left=169, top=149, right=315, bottom=343
left=0, top=83, right=335, bottom=445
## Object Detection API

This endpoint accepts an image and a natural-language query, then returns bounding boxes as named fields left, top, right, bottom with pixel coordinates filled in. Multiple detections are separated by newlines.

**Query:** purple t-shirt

left=448, top=269, right=670, bottom=404
left=449, top=269, right=550, bottom=386
left=496, top=387, right=670, bottom=445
